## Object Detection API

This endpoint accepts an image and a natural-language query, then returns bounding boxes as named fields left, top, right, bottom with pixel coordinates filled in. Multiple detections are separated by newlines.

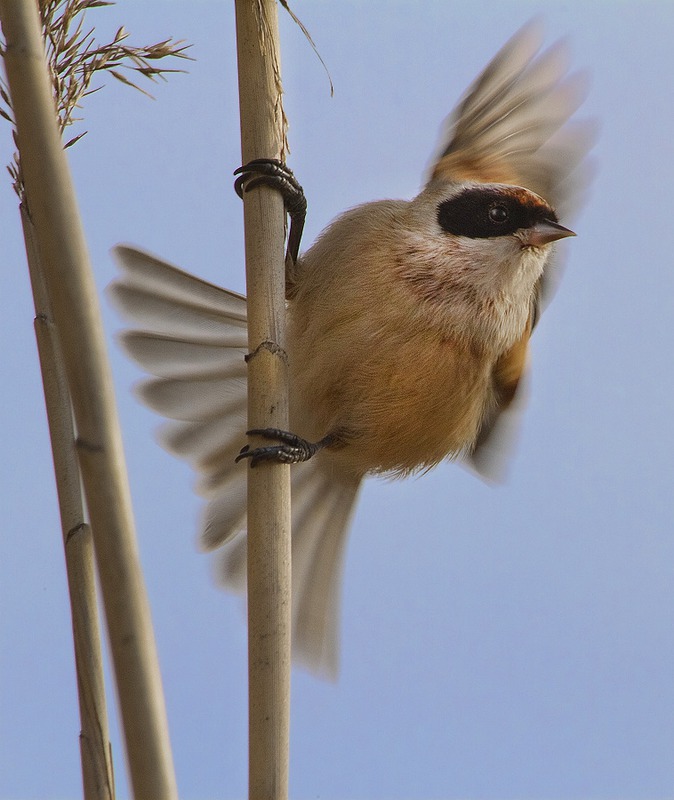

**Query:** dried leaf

left=109, top=68, right=152, bottom=97
left=64, top=130, right=88, bottom=148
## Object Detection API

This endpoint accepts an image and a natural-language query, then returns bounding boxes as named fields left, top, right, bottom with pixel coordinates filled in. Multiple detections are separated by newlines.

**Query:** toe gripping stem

left=235, top=428, right=335, bottom=468
left=234, top=158, right=306, bottom=265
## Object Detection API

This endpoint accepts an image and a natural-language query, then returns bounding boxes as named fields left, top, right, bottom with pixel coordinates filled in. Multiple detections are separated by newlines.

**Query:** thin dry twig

left=278, top=0, right=333, bottom=96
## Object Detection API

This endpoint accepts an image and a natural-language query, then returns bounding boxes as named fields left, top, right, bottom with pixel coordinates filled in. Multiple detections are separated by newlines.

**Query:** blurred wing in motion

left=109, top=245, right=360, bottom=677
left=427, top=21, right=594, bottom=478
left=429, top=20, right=593, bottom=218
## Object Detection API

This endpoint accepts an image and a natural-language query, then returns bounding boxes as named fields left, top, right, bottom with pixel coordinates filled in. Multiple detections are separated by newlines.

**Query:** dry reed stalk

left=0, top=1, right=177, bottom=796
left=234, top=1, right=292, bottom=798
left=21, top=205, right=115, bottom=800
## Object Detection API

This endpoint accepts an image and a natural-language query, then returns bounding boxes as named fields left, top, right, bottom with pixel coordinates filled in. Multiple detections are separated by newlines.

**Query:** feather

left=427, top=23, right=594, bottom=479
left=217, top=460, right=360, bottom=678
left=429, top=21, right=592, bottom=215
left=110, top=245, right=361, bottom=677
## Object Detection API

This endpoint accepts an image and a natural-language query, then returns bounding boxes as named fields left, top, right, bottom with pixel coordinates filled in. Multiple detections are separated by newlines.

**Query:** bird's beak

left=526, top=219, right=576, bottom=247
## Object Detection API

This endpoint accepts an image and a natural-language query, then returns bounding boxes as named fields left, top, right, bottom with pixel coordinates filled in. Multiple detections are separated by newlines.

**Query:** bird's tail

left=109, top=245, right=360, bottom=677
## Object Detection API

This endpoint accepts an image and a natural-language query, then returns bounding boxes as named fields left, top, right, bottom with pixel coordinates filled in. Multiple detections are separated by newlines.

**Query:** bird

left=109, top=21, right=592, bottom=678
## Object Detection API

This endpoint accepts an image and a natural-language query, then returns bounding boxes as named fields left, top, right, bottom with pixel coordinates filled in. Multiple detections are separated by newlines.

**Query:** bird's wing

left=430, top=20, right=594, bottom=310
left=428, top=20, right=592, bottom=218
left=426, top=23, right=593, bottom=477
left=109, top=245, right=360, bottom=677
left=466, top=307, right=534, bottom=482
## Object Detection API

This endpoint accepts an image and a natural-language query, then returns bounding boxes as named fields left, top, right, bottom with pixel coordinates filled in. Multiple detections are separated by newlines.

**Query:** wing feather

left=428, top=24, right=593, bottom=477
left=110, top=245, right=361, bottom=677
left=429, top=21, right=592, bottom=217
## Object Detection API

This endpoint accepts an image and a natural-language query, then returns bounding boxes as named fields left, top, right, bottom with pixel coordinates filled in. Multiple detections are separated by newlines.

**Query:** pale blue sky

left=2, top=2, right=674, bottom=798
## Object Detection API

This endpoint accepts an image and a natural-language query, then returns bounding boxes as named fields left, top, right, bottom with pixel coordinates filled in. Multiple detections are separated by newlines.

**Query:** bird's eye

left=489, top=204, right=509, bottom=223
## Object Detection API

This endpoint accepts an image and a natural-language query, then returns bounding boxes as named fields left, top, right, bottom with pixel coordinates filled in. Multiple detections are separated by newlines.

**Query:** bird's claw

left=233, top=158, right=307, bottom=217
left=235, top=428, right=324, bottom=467
left=233, top=158, right=306, bottom=265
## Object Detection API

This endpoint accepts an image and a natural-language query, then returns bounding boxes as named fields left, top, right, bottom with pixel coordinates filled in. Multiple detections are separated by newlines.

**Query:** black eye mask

left=437, top=187, right=558, bottom=239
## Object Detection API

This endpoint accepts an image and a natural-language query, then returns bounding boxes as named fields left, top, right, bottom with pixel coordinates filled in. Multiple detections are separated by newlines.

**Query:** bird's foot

left=234, top=159, right=306, bottom=217
left=233, top=158, right=306, bottom=265
left=235, top=428, right=331, bottom=467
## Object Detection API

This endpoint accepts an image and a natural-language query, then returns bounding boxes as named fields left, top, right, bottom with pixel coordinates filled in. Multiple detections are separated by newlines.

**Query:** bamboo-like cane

left=234, top=1, right=292, bottom=798
left=0, top=2, right=178, bottom=798
left=21, top=206, right=115, bottom=800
